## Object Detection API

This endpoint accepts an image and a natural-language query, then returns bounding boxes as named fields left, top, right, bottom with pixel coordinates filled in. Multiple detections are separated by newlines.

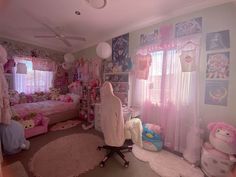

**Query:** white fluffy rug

left=29, top=133, right=105, bottom=177
left=132, top=145, right=204, bottom=177
left=2, top=161, right=29, bottom=177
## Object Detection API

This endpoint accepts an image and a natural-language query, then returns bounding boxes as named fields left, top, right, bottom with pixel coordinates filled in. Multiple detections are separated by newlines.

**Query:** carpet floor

left=2, top=124, right=159, bottom=177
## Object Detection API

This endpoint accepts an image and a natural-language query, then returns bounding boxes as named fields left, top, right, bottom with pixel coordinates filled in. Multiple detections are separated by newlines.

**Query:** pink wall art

left=205, top=80, right=228, bottom=106
left=175, top=17, right=202, bottom=38
left=206, top=30, right=230, bottom=51
left=206, top=52, right=230, bottom=79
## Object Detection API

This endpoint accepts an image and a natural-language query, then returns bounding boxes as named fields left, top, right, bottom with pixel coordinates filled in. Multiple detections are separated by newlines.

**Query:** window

left=133, top=49, right=191, bottom=106
left=14, top=58, right=53, bottom=94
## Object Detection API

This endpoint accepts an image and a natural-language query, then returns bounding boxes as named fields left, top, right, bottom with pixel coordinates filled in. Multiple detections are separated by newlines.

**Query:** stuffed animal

left=19, top=92, right=28, bottom=103
left=208, top=122, right=236, bottom=161
left=19, top=119, right=35, bottom=129
left=49, top=88, right=61, bottom=100
left=9, top=90, right=20, bottom=105
left=201, top=122, right=236, bottom=177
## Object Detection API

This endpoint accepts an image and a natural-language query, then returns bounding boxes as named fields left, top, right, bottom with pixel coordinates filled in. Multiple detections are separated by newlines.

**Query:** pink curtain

left=14, top=57, right=53, bottom=94
left=132, top=34, right=201, bottom=152
left=32, top=57, right=56, bottom=71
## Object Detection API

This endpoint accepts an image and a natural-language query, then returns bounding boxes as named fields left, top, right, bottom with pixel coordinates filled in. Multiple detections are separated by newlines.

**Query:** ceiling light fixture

left=86, top=0, right=107, bottom=9
left=75, top=10, right=81, bottom=15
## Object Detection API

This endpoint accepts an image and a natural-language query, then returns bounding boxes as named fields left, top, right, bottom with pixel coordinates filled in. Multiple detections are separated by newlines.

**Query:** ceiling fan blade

left=64, top=36, right=86, bottom=41
left=34, top=35, right=57, bottom=38
left=24, top=10, right=60, bottom=36
left=60, top=38, right=72, bottom=47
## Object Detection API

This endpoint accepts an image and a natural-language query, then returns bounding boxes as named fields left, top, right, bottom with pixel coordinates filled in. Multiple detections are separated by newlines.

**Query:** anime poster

left=205, top=80, right=228, bottom=106
left=112, top=33, right=130, bottom=71
left=175, top=17, right=202, bottom=38
left=206, top=52, right=230, bottom=79
left=140, top=29, right=159, bottom=46
left=206, top=30, right=230, bottom=51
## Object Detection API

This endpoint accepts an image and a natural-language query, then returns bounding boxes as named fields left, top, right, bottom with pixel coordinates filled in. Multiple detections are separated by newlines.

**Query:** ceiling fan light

left=86, top=0, right=107, bottom=9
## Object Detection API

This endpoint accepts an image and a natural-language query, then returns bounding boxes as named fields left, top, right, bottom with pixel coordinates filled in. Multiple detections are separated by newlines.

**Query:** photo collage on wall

left=205, top=30, right=230, bottom=106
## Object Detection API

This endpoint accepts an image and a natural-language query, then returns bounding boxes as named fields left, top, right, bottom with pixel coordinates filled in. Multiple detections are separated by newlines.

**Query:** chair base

left=97, top=145, right=132, bottom=168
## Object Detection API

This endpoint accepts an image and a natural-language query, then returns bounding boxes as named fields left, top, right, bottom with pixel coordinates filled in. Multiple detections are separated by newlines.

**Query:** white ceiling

left=0, top=0, right=234, bottom=53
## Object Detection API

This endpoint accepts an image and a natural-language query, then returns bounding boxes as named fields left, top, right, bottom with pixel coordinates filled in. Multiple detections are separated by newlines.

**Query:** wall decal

left=0, top=38, right=64, bottom=61
left=205, top=80, right=228, bottom=106
left=206, top=52, right=230, bottom=79
left=140, top=29, right=159, bottom=46
left=112, top=33, right=130, bottom=72
left=175, top=17, right=202, bottom=38
left=206, top=30, right=230, bottom=51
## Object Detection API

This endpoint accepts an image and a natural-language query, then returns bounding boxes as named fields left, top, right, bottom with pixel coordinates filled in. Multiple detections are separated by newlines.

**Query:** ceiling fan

left=24, top=10, right=86, bottom=47
left=33, top=24, right=86, bottom=47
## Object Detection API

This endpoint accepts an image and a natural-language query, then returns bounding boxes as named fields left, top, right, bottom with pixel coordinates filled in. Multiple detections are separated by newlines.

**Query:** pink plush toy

left=208, top=122, right=236, bottom=161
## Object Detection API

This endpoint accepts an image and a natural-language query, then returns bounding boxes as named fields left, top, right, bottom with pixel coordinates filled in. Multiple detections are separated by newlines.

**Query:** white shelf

left=109, top=81, right=128, bottom=84
left=114, top=91, right=128, bottom=94
left=104, top=72, right=129, bottom=75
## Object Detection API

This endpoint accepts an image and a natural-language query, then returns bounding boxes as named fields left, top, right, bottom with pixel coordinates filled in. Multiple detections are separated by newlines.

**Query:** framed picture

left=206, top=30, right=230, bottom=51
left=112, top=33, right=129, bottom=71
left=206, top=52, right=230, bottom=79
left=175, top=17, right=202, bottom=38
left=205, top=80, right=228, bottom=106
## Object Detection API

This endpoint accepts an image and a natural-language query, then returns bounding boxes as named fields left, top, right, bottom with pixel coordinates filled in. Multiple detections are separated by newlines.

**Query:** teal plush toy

left=142, top=124, right=163, bottom=151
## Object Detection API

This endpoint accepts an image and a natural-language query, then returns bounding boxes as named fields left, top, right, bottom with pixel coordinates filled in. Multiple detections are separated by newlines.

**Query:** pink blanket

left=12, top=100, right=77, bottom=116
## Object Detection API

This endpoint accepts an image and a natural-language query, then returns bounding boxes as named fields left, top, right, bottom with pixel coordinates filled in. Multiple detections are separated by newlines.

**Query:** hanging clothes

left=0, top=45, right=11, bottom=124
left=133, top=54, right=152, bottom=80
left=179, top=49, right=196, bottom=72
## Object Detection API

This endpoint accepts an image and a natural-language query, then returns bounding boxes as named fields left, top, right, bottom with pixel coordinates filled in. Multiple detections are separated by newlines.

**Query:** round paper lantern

left=96, top=42, right=112, bottom=59
left=64, top=53, right=75, bottom=63
left=62, top=62, right=72, bottom=70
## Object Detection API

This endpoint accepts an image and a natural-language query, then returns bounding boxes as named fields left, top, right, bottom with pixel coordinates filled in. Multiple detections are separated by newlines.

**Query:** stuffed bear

left=49, top=87, right=61, bottom=100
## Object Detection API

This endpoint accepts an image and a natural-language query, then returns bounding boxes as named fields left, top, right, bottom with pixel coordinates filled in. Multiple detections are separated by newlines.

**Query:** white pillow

left=66, top=93, right=80, bottom=104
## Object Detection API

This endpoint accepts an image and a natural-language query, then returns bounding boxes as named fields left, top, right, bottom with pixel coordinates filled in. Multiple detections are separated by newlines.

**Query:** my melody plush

left=201, top=122, right=236, bottom=177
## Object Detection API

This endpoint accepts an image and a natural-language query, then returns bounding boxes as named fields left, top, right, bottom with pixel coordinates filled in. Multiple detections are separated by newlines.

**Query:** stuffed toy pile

left=201, top=122, right=236, bottom=177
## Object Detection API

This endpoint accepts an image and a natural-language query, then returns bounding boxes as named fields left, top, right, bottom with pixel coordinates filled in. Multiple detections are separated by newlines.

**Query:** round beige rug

left=29, top=133, right=105, bottom=177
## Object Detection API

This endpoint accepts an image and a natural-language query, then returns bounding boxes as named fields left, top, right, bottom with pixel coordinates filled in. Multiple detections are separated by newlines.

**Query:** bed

left=11, top=100, right=79, bottom=125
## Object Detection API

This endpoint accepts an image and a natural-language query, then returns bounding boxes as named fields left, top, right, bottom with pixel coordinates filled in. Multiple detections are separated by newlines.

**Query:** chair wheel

left=99, top=162, right=105, bottom=168
left=124, top=161, right=129, bottom=168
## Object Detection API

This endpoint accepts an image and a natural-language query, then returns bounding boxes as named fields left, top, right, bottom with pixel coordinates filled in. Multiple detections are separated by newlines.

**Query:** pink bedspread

left=12, top=100, right=77, bottom=116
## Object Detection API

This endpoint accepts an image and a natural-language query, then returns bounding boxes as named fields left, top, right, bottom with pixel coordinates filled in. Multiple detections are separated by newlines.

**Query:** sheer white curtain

left=132, top=37, right=200, bottom=152
left=14, top=57, right=53, bottom=94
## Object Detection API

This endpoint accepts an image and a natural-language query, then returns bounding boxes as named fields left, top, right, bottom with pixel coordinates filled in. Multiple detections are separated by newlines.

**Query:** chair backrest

left=100, top=82, right=125, bottom=147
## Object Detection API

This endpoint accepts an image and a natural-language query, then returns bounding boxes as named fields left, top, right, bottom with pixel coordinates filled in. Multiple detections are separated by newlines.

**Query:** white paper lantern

left=64, top=53, right=75, bottom=63
left=96, top=42, right=112, bottom=59
left=62, top=62, right=73, bottom=70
